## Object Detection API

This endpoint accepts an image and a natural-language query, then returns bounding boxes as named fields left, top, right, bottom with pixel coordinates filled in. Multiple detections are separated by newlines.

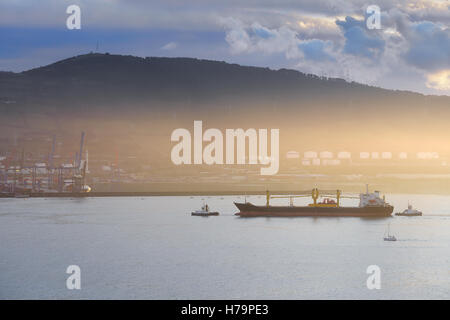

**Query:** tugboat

left=395, top=203, right=422, bottom=216
left=383, top=223, right=397, bottom=241
left=191, top=204, right=219, bottom=216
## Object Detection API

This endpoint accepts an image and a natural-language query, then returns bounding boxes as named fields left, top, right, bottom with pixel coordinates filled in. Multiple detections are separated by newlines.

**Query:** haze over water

left=0, top=194, right=449, bottom=299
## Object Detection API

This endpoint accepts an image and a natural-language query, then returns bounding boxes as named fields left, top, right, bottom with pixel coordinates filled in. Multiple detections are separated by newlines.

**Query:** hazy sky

left=0, top=0, right=449, bottom=95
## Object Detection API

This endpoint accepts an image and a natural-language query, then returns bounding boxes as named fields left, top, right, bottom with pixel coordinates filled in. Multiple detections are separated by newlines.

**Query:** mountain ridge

left=1, top=53, right=439, bottom=97
left=0, top=53, right=448, bottom=121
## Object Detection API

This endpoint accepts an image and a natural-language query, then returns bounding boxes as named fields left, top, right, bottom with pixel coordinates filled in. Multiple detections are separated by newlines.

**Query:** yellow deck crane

left=265, top=189, right=315, bottom=207
left=264, top=189, right=363, bottom=208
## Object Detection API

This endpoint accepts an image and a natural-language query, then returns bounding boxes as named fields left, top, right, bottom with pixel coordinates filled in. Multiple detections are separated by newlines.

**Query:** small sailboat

left=383, top=223, right=397, bottom=241
left=191, top=203, right=219, bottom=216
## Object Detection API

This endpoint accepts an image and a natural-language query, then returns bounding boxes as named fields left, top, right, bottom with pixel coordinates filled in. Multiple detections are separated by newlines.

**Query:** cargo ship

left=234, top=187, right=393, bottom=217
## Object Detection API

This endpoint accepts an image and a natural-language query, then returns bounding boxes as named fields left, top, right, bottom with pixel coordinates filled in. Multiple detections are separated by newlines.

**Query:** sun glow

left=426, top=69, right=450, bottom=91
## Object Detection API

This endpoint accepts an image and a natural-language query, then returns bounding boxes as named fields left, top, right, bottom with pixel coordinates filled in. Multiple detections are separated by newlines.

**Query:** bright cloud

left=427, top=69, right=450, bottom=90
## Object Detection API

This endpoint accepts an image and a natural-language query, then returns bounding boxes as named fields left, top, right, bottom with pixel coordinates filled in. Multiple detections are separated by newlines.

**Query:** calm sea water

left=0, top=194, right=449, bottom=299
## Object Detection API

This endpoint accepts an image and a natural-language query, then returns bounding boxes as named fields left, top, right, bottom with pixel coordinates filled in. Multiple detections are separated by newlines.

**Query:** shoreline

left=2, top=190, right=450, bottom=198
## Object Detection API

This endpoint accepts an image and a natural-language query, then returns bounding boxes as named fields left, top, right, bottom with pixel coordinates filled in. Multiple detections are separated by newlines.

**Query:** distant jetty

left=0, top=191, right=296, bottom=198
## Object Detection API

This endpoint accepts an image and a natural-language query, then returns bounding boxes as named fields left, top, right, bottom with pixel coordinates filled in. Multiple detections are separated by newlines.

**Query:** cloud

left=222, top=17, right=303, bottom=58
left=404, top=21, right=450, bottom=71
left=400, top=0, right=450, bottom=22
left=1, top=0, right=449, bottom=94
left=295, top=16, right=341, bottom=41
left=335, top=16, right=385, bottom=59
left=298, top=39, right=335, bottom=61
left=1, top=1, right=448, bottom=31
left=222, top=17, right=337, bottom=62
left=161, top=42, right=177, bottom=50
left=426, top=69, right=450, bottom=90
left=221, top=12, right=449, bottom=94
left=251, top=23, right=276, bottom=39
left=223, top=18, right=251, bottom=54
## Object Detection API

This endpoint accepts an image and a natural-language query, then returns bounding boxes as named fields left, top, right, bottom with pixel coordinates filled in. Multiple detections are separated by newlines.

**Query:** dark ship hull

left=234, top=202, right=393, bottom=217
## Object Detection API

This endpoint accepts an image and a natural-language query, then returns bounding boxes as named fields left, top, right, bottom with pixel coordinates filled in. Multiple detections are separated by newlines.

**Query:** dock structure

left=0, top=132, right=89, bottom=195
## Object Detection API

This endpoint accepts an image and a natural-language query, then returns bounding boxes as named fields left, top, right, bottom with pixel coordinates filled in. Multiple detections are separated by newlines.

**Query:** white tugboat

left=191, top=204, right=219, bottom=216
left=383, top=223, right=397, bottom=241
left=395, top=203, right=422, bottom=216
